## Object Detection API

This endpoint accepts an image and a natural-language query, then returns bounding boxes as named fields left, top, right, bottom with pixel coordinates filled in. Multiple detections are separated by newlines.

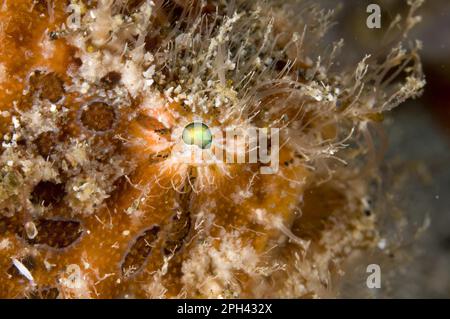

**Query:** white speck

left=44, top=260, right=56, bottom=271
left=0, top=238, right=11, bottom=250
left=377, top=238, right=387, bottom=250
left=143, top=65, right=155, bottom=79
left=122, top=230, right=130, bottom=236
left=25, top=221, right=38, bottom=239
left=144, top=79, right=154, bottom=87
left=12, top=258, right=35, bottom=283
left=80, top=82, right=90, bottom=94
left=12, top=116, right=20, bottom=128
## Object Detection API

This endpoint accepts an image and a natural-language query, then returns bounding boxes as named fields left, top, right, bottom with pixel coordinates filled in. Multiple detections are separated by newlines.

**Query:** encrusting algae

left=0, top=0, right=425, bottom=298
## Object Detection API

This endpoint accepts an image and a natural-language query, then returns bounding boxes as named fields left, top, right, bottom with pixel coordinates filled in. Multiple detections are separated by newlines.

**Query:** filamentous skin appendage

left=0, top=0, right=424, bottom=298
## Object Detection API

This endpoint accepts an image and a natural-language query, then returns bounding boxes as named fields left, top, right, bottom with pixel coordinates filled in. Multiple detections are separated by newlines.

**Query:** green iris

left=182, top=122, right=213, bottom=149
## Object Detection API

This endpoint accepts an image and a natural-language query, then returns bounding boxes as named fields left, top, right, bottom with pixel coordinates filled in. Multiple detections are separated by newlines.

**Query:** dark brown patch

left=80, top=102, right=116, bottom=132
left=201, top=2, right=217, bottom=14
left=144, top=34, right=161, bottom=52
left=31, top=181, right=66, bottom=207
left=29, top=71, right=65, bottom=103
left=35, top=131, right=58, bottom=158
left=121, top=225, right=160, bottom=277
left=31, top=0, right=49, bottom=15
left=101, top=71, right=122, bottom=88
left=0, top=215, right=19, bottom=235
left=21, top=219, right=83, bottom=249
left=292, top=183, right=347, bottom=241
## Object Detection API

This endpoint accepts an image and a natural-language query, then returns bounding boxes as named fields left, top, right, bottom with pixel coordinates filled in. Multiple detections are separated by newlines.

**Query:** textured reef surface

left=0, top=0, right=424, bottom=298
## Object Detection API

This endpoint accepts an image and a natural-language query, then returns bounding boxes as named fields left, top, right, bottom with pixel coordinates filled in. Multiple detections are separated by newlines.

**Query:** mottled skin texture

left=0, top=0, right=381, bottom=298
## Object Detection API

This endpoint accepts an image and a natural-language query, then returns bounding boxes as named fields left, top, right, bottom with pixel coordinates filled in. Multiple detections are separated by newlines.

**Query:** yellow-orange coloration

left=0, top=0, right=423, bottom=298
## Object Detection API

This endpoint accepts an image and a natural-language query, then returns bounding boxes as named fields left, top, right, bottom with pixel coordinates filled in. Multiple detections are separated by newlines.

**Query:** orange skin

left=0, top=0, right=313, bottom=298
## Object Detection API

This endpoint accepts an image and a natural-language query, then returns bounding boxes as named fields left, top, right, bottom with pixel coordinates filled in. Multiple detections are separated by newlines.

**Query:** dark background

left=318, top=0, right=450, bottom=298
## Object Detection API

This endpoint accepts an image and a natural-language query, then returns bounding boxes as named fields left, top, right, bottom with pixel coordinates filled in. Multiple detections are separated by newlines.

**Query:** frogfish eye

left=182, top=122, right=213, bottom=149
